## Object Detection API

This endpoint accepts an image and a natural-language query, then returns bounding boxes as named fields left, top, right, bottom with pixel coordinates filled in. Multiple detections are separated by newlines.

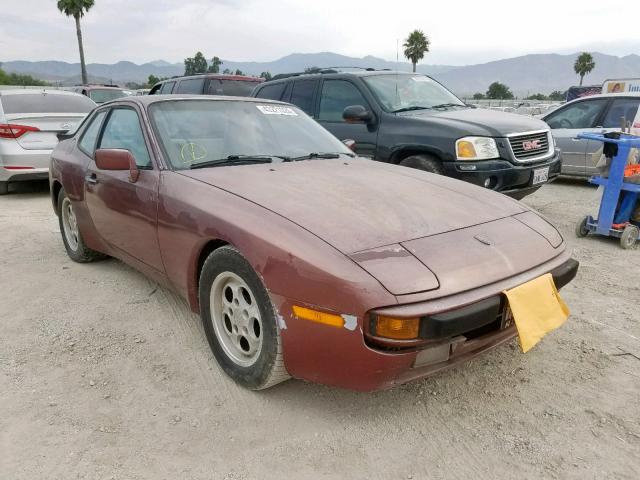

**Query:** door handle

left=85, top=173, right=98, bottom=185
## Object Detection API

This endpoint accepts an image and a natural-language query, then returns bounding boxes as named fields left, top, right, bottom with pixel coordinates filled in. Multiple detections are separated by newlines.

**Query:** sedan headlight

left=455, top=136, right=499, bottom=160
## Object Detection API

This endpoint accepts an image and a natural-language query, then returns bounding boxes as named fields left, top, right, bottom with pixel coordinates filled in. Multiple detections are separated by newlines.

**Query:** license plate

left=532, top=167, right=549, bottom=185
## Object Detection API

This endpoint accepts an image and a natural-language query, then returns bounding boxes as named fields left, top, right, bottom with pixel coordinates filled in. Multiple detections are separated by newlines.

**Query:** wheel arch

left=51, top=180, right=63, bottom=216
left=389, top=145, right=445, bottom=164
left=189, top=238, right=231, bottom=313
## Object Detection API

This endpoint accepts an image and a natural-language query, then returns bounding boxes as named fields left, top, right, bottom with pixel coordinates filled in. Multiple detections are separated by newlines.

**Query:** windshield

left=363, top=74, right=465, bottom=112
left=89, top=89, right=132, bottom=104
left=149, top=100, right=353, bottom=169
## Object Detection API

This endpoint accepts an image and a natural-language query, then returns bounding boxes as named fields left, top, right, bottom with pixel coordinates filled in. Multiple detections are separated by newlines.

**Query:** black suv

left=252, top=70, right=561, bottom=198
left=150, top=74, right=264, bottom=97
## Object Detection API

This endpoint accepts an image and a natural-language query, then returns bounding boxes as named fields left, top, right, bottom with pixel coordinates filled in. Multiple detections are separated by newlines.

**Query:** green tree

left=472, top=92, right=485, bottom=100
left=57, top=0, right=95, bottom=85
left=548, top=90, right=565, bottom=101
left=486, top=81, right=514, bottom=99
left=526, top=93, right=547, bottom=100
left=260, top=71, right=272, bottom=81
left=147, top=74, right=160, bottom=86
left=222, top=68, right=231, bottom=74
left=403, top=29, right=430, bottom=73
left=208, top=56, right=223, bottom=73
left=0, top=65, right=49, bottom=86
left=184, top=51, right=208, bottom=75
left=234, top=69, right=244, bottom=75
left=574, top=52, right=595, bottom=86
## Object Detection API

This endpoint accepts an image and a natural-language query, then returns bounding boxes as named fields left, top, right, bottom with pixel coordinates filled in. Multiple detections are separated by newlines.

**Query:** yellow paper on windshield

left=504, top=273, right=569, bottom=353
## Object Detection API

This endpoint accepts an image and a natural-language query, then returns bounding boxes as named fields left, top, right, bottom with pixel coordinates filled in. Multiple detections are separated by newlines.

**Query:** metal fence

left=461, top=98, right=563, bottom=116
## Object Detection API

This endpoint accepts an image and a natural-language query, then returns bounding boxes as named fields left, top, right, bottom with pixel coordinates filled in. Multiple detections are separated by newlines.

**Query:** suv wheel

left=399, top=154, right=444, bottom=175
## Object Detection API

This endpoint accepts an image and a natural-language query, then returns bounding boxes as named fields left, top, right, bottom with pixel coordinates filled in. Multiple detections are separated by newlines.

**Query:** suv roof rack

left=268, top=66, right=391, bottom=82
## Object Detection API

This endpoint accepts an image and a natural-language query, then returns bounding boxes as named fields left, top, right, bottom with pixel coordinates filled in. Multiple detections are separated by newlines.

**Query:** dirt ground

left=1, top=178, right=639, bottom=480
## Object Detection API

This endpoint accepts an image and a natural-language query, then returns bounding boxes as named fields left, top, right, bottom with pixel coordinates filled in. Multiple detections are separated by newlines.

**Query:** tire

left=620, top=224, right=639, bottom=250
left=199, top=246, right=289, bottom=390
left=57, top=188, right=107, bottom=262
left=575, top=216, right=590, bottom=238
left=399, top=154, right=445, bottom=175
left=0, top=181, right=8, bottom=195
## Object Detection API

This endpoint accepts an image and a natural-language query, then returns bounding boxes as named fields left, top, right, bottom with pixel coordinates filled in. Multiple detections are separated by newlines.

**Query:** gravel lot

left=1, top=179, right=639, bottom=480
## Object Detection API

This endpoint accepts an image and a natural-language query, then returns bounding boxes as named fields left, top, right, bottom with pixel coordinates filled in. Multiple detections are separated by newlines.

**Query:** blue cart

left=576, top=132, right=640, bottom=249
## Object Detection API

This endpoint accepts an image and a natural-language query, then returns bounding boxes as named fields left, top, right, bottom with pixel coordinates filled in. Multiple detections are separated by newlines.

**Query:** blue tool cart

left=575, top=132, right=640, bottom=249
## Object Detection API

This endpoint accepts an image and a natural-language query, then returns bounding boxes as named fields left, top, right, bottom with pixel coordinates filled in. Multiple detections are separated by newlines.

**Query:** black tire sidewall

left=199, top=247, right=278, bottom=390
left=399, top=154, right=444, bottom=175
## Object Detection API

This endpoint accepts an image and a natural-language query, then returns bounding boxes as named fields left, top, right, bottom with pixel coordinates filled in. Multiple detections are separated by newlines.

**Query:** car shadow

left=4, top=180, right=50, bottom=196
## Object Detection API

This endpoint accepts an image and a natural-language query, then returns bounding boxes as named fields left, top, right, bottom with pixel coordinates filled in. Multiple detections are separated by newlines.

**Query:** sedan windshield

left=363, top=74, right=465, bottom=112
left=149, top=100, right=353, bottom=169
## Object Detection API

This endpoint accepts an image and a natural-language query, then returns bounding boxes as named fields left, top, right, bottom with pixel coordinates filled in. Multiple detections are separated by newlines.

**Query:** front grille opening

left=464, top=318, right=501, bottom=340
left=509, top=131, right=550, bottom=161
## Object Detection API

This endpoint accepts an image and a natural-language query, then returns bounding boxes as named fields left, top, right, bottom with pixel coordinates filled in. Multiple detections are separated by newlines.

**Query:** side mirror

left=343, top=105, right=373, bottom=124
left=342, top=139, right=356, bottom=151
left=95, top=148, right=139, bottom=183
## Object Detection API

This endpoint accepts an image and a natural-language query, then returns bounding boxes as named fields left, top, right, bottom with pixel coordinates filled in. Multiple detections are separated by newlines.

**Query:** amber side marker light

left=375, top=315, right=420, bottom=340
left=292, top=305, right=344, bottom=328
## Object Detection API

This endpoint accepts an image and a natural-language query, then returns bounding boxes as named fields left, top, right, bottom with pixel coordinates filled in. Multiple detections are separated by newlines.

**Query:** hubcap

left=210, top=272, right=263, bottom=367
left=61, top=197, right=79, bottom=251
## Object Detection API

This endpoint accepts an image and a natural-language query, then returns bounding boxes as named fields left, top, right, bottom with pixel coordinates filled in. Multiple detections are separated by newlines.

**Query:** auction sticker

left=256, top=105, right=298, bottom=115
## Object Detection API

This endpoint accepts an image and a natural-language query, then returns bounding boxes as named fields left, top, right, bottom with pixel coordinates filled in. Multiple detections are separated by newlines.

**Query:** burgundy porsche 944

left=49, top=95, right=578, bottom=391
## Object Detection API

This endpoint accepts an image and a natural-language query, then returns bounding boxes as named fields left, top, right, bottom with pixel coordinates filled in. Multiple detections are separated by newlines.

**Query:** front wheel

left=575, top=216, right=590, bottom=238
left=620, top=224, right=639, bottom=250
left=199, top=246, right=289, bottom=390
left=57, top=188, right=107, bottom=262
left=399, top=154, right=444, bottom=175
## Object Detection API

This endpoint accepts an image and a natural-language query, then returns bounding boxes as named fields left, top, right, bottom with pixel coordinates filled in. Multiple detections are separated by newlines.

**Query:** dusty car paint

left=50, top=95, right=577, bottom=391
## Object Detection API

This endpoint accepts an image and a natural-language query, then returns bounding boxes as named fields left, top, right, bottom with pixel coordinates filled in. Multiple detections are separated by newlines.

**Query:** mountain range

left=2, top=51, right=639, bottom=96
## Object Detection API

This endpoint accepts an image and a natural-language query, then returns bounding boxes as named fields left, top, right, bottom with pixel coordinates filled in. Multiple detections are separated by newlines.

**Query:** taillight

left=0, top=124, right=40, bottom=139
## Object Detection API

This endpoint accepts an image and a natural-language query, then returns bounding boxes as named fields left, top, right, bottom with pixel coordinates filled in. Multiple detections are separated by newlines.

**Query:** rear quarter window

left=207, top=79, right=260, bottom=97
left=0, top=93, right=95, bottom=114
left=160, top=82, right=176, bottom=94
left=175, top=78, right=205, bottom=94
left=254, top=83, right=286, bottom=101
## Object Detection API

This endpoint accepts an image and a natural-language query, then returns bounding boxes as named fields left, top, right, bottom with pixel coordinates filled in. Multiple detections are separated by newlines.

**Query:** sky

left=2, top=0, right=640, bottom=66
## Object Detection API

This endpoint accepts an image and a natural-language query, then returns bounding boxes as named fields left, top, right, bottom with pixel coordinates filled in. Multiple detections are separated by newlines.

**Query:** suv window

left=289, top=80, right=317, bottom=115
left=206, top=79, right=259, bottom=97
left=318, top=80, right=369, bottom=122
left=78, top=110, right=107, bottom=155
left=176, top=78, right=205, bottom=94
left=160, top=81, right=176, bottom=94
left=602, top=98, right=640, bottom=128
left=99, top=108, right=151, bottom=168
left=545, top=99, right=608, bottom=129
left=255, top=83, right=286, bottom=101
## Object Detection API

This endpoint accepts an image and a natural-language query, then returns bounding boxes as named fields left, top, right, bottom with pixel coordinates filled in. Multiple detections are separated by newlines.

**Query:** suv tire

left=399, top=154, right=444, bottom=175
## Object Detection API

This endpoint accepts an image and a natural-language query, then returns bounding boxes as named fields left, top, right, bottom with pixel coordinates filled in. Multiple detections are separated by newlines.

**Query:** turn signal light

left=292, top=305, right=344, bottom=328
left=375, top=315, right=420, bottom=340
left=456, top=140, right=477, bottom=158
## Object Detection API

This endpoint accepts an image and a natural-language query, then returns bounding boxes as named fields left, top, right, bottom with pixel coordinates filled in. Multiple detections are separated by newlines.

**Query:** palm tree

left=574, top=52, right=595, bottom=86
left=57, top=0, right=95, bottom=85
left=403, top=30, right=430, bottom=72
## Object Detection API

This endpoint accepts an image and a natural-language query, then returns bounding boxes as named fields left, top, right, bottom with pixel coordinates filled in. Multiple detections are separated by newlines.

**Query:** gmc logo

left=522, top=139, right=542, bottom=151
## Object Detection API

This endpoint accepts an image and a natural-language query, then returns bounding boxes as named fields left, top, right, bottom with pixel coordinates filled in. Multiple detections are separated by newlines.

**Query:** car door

left=544, top=98, right=608, bottom=176
left=585, top=97, right=640, bottom=176
left=84, top=106, right=164, bottom=271
left=316, top=79, right=378, bottom=159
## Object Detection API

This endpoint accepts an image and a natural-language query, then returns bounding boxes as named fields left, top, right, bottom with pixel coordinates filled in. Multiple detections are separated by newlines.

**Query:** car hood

left=399, top=107, right=550, bottom=137
left=181, top=158, right=525, bottom=255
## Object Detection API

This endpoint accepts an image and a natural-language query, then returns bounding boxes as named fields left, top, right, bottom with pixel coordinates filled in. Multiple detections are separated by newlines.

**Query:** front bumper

left=441, top=149, right=562, bottom=200
left=278, top=252, right=578, bottom=392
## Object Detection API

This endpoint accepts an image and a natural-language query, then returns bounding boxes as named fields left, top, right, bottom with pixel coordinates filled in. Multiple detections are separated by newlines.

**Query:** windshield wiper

left=287, top=152, right=352, bottom=162
left=392, top=106, right=432, bottom=113
left=431, top=103, right=466, bottom=109
left=190, top=155, right=286, bottom=169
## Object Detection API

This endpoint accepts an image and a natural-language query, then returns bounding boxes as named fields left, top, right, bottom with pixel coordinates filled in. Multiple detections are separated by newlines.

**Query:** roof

left=0, top=88, right=86, bottom=97
left=103, top=94, right=289, bottom=107
left=156, top=74, right=263, bottom=83
left=265, top=69, right=420, bottom=83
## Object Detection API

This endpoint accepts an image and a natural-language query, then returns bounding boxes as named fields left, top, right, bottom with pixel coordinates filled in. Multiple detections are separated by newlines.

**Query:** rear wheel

left=575, top=216, right=590, bottom=238
left=199, top=246, right=289, bottom=390
left=0, top=181, right=8, bottom=195
left=399, top=154, right=444, bottom=175
left=620, top=224, right=639, bottom=250
left=57, top=188, right=106, bottom=262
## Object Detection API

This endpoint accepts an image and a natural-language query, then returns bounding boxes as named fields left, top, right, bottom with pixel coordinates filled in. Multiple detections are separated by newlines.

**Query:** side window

left=289, top=80, right=318, bottom=115
left=98, top=108, right=151, bottom=168
left=149, top=84, right=162, bottom=95
left=78, top=110, right=107, bottom=156
left=254, top=83, right=286, bottom=101
left=318, top=80, right=369, bottom=122
left=160, top=81, right=175, bottom=94
left=176, top=78, right=205, bottom=94
left=545, top=99, right=607, bottom=129
left=602, top=98, right=640, bottom=128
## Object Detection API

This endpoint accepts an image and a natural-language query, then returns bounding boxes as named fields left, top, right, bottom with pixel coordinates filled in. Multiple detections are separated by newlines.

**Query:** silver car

left=542, top=93, right=640, bottom=177
left=0, top=89, right=95, bottom=194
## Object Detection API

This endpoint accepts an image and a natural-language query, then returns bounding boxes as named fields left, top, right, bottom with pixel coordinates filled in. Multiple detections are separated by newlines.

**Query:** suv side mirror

left=95, top=148, right=140, bottom=183
left=343, top=105, right=373, bottom=124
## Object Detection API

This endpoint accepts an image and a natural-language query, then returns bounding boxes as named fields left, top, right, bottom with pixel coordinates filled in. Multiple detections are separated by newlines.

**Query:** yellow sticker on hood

left=504, top=273, right=570, bottom=353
